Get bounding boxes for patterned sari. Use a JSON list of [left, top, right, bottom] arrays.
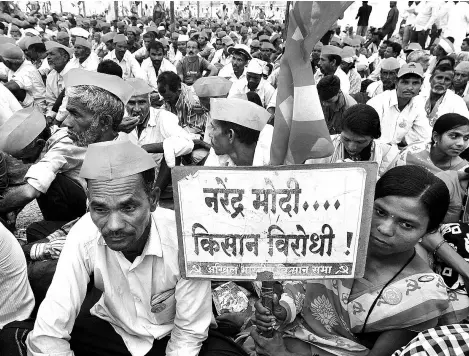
[[278, 259, 449, 356]]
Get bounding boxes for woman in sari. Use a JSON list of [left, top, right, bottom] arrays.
[[250, 166, 451, 356], [305, 104, 398, 177], [388, 113, 469, 174]]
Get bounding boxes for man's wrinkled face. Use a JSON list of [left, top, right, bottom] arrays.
[[63, 98, 103, 147], [47, 48, 69, 72], [430, 70, 454, 95], [88, 174, 157, 253], [74, 44, 90, 62], [454, 70, 469, 88], [126, 94, 150, 124], [381, 68, 399, 89], [247, 72, 262, 91]]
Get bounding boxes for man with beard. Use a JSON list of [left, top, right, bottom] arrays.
[[141, 41, 176, 94], [453, 61, 469, 108], [71, 37, 100, 71], [368, 63, 430, 146], [314, 45, 350, 95], [176, 40, 217, 86], [416, 63, 469, 127], [104, 34, 143, 80], [0, 105, 86, 224], [218, 44, 250, 83], [366, 57, 400, 99], [44, 41, 78, 125], [228, 59, 275, 108]]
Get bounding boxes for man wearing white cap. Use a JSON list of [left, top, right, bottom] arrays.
[[205, 97, 272, 167], [26, 140, 218, 356], [0, 106, 87, 224], [44, 41, 78, 122], [454, 61, 469, 109], [70, 26, 90, 46], [227, 58, 275, 109], [71, 37, 99, 72], [368, 58, 400, 98], [416, 62, 469, 127], [340, 46, 361, 95], [368, 63, 430, 146], [24, 36, 51, 79], [314, 45, 350, 95], [218, 43, 250, 83], [0, 43, 46, 112], [124, 78, 193, 174], [104, 34, 144, 80], [141, 41, 176, 93]]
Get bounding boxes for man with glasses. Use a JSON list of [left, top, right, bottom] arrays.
[[317, 75, 357, 135]]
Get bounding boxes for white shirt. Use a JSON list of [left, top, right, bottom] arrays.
[[314, 66, 350, 95], [227, 77, 275, 108], [70, 52, 100, 72], [366, 81, 384, 99], [0, 83, 22, 125], [210, 49, 232, 66], [367, 89, 431, 145], [403, 3, 418, 27], [104, 49, 144, 80], [8, 60, 46, 112], [45, 60, 80, 117], [0, 222, 34, 329], [217, 64, 246, 83], [417, 88, 469, 126], [133, 46, 148, 61], [27, 209, 212, 356], [128, 108, 194, 173], [204, 124, 273, 167], [167, 46, 183, 65], [414, 1, 439, 31], [141, 58, 177, 92]]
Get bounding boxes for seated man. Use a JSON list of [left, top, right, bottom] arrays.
[[104, 34, 144, 80], [141, 41, 177, 94], [227, 58, 275, 109], [0, 221, 35, 354], [317, 75, 357, 135], [25, 140, 235, 356], [176, 40, 217, 86], [71, 37, 100, 72], [366, 57, 400, 98], [368, 63, 430, 146], [0, 106, 87, 224], [218, 43, 250, 83], [0, 43, 46, 112], [205, 97, 272, 167]]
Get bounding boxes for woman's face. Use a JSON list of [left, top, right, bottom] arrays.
[[433, 125, 469, 157], [340, 129, 373, 158], [369, 196, 429, 257]]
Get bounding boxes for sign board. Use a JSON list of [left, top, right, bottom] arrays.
[[172, 163, 377, 281]]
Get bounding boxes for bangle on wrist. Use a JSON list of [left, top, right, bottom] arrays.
[[433, 240, 447, 257]]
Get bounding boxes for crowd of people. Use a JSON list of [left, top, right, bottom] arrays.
[[1, 1, 469, 356]]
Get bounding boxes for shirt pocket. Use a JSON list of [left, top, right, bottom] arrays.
[[151, 289, 176, 325]]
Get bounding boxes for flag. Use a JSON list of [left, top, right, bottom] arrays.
[[270, 1, 352, 165]]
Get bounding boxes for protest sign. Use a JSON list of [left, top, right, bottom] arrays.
[[172, 163, 377, 281]]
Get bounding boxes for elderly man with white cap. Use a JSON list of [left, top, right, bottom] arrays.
[[71, 37, 100, 72], [69, 26, 90, 46], [227, 58, 275, 109], [205, 97, 272, 167], [25, 139, 229, 356], [0, 43, 46, 112], [368, 62, 430, 146], [218, 43, 251, 83], [417, 61, 469, 128], [339, 46, 361, 95], [453, 61, 469, 107], [44, 41, 78, 123], [104, 34, 143, 80], [366, 57, 401, 99]]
